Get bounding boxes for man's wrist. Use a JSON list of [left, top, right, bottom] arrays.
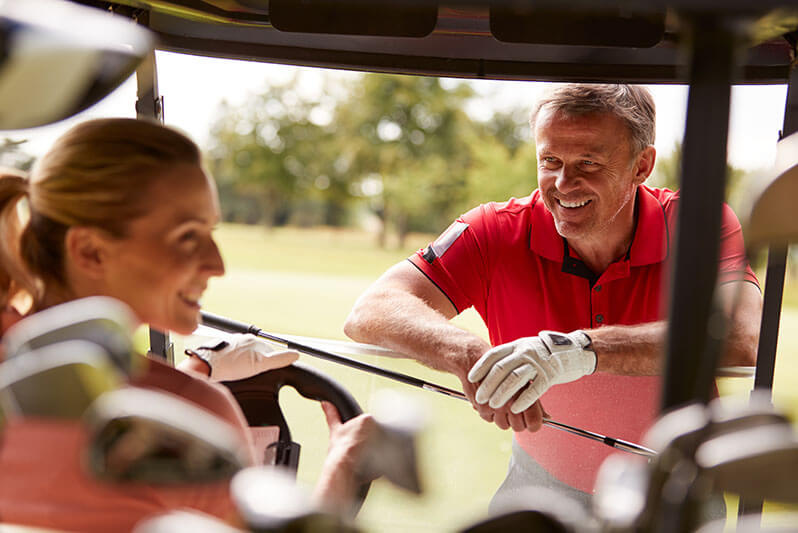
[[573, 330, 597, 374]]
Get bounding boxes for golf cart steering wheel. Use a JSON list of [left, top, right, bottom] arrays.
[[221, 362, 371, 512]]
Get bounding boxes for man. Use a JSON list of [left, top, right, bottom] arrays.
[[343, 84, 761, 510]]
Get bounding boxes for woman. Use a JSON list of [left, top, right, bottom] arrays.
[[0, 118, 374, 532]]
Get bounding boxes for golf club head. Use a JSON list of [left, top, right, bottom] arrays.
[[0, 338, 124, 423], [357, 389, 424, 494], [741, 129, 798, 250], [695, 423, 798, 503], [593, 454, 650, 530], [230, 466, 361, 533], [618, 396, 793, 530], [134, 510, 247, 533], [85, 387, 249, 484], [0, 0, 153, 129], [2, 296, 139, 375]]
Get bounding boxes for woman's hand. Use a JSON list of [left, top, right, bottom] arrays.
[[182, 333, 299, 381], [313, 402, 377, 512]]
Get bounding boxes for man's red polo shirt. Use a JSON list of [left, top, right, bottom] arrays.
[[408, 185, 757, 493]]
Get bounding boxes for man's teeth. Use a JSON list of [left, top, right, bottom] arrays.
[[559, 199, 590, 208]]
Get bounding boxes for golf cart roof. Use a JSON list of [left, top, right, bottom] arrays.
[[80, 0, 798, 84]]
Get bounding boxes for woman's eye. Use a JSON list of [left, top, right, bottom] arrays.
[[179, 231, 198, 243], [177, 231, 201, 252]]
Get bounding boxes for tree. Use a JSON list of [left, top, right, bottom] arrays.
[[649, 141, 751, 213], [335, 73, 479, 247], [0, 138, 34, 171], [207, 79, 352, 227]]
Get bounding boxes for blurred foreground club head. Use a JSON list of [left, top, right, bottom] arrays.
[[695, 422, 798, 503], [594, 394, 795, 530], [134, 510, 246, 533], [742, 130, 798, 249], [0, 338, 124, 422], [231, 466, 361, 533], [85, 387, 249, 484], [357, 389, 424, 494], [462, 486, 593, 533], [2, 296, 139, 374], [0, 0, 153, 129]]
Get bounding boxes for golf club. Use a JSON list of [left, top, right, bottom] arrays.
[[85, 386, 250, 483], [200, 310, 657, 458]]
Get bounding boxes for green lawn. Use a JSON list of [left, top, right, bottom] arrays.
[[172, 223, 798, 532]]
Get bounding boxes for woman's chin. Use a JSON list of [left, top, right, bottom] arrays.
[[148, 313, 200, 337]]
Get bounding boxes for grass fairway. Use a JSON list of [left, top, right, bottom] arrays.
[[181, 223, 798, 532]]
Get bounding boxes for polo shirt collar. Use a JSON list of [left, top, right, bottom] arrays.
[[529, 185, 668, 266]]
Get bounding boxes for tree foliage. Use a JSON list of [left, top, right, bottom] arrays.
[[648, 141, 750, 212], [206, 72, 540, 246]]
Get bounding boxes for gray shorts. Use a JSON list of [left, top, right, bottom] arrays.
[[489, 438, 591, 516], [490, 437, 726, 525]]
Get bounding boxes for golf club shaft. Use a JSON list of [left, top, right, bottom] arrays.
[[200, 311, 656, 458]]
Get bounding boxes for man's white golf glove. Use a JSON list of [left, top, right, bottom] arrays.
[[186, 333, 299, 382], [467, 330, 596, 414]]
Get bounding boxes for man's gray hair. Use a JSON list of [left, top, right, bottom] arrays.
[[531, 84, 656, 155]]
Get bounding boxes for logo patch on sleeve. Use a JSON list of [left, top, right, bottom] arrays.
[[431, 221, 468, 257]]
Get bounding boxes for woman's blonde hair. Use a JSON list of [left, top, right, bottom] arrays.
[[0, 118, 201, 308]]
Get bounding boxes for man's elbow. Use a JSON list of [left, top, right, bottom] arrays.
[[724, 329, 759, 367], [343, 298, 375, 343]]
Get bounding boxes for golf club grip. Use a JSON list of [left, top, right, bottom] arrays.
[[201, 311, 261, 336]]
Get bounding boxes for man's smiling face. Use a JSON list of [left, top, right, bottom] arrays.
[[535, 107, 649, 246]]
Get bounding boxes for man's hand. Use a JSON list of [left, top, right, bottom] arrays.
[[186, 333, 299, 382], [460, 375, 546, 431], [468, 331, 596, 414]]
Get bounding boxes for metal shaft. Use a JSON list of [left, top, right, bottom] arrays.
[[200, 310, 656, 458]]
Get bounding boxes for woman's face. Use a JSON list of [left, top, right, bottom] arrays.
[[99, 163, 225, 334]]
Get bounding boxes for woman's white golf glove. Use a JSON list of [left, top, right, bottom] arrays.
[[467, 330, 596, 414], [186, 333, 299, 382]]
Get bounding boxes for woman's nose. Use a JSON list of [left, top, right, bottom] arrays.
[[203, 238, 226, 277]]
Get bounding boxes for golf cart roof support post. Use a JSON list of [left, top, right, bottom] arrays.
[[737, 54, 798, 519], [751, 44, 798, 395], [135, 11, 173, 365], [662, 14, 739, 411]]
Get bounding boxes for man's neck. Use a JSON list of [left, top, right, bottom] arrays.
[[568, 201, 638, 276]]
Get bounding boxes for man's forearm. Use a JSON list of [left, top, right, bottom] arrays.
[[587, 321, 666, 375], [345, 287, 489, 377], [587, 281, 760, 376]]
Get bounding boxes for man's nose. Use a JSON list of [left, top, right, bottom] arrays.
[[554, 166, 581, 193]]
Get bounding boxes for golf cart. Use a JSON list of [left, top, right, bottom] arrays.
[[4, 0, 798, 531]]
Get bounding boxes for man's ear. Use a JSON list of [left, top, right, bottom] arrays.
[[64, 227, 110, 279], [634, 145, 657, 185]]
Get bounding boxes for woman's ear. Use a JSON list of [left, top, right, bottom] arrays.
[[64, 227, 110, 279]]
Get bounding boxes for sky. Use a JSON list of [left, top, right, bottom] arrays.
[[3, 50, 790, 172]]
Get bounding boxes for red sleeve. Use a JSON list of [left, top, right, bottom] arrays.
[[718, 203, 760, 288], [408, 204, 494, 314]]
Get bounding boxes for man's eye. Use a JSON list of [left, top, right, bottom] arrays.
[[582, 160, 595, 165], [540, 157, 560, 168]]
